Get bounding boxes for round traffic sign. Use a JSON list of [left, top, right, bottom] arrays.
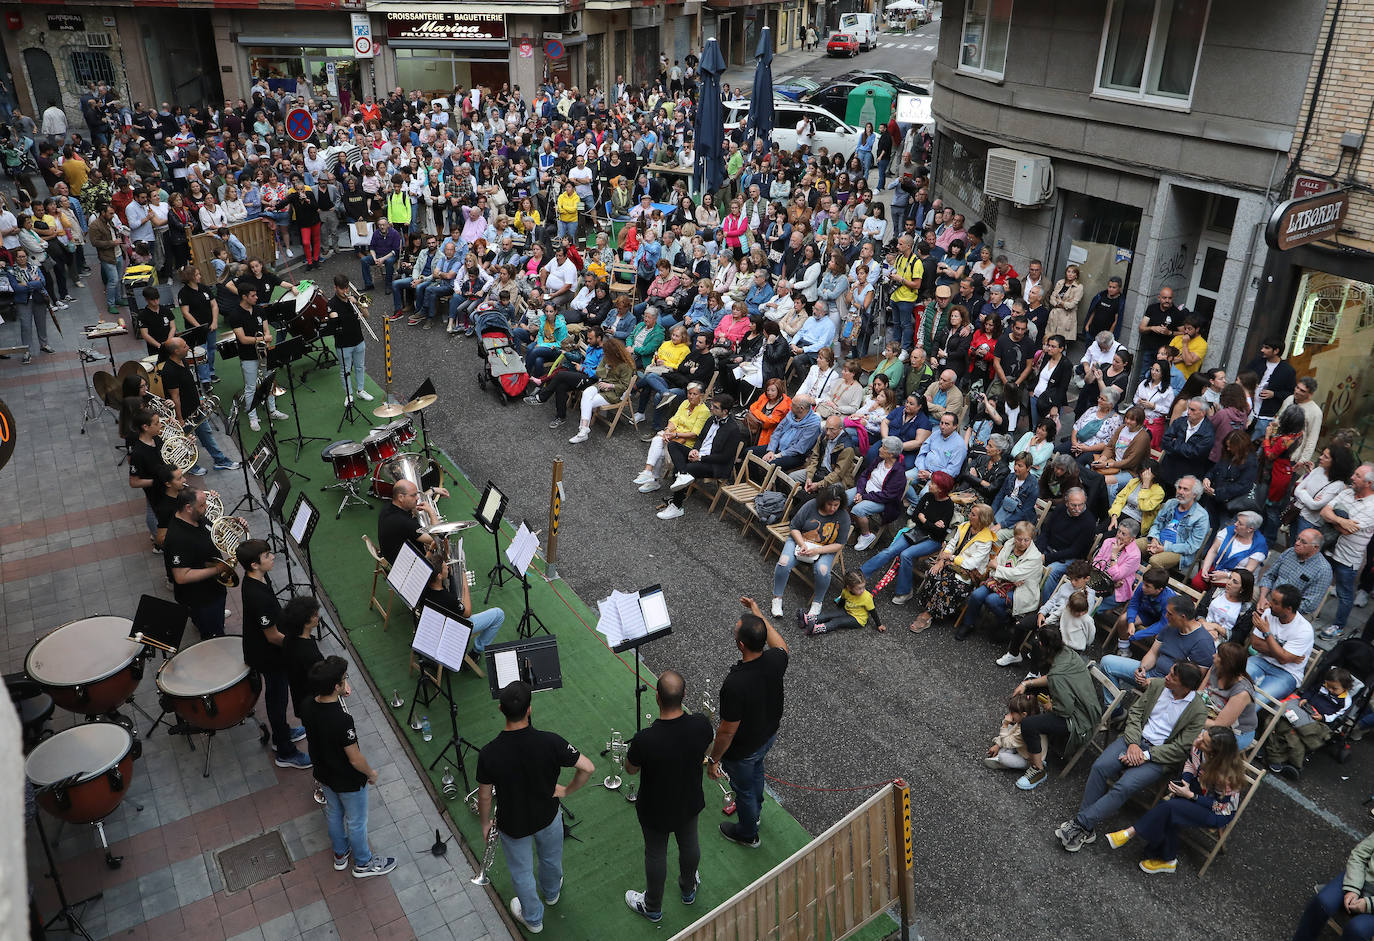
[[544, 39, 564, 60], [285, 108, 314, 142], [354, 34, 373, 56]]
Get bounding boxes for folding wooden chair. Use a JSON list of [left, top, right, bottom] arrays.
[[747, 468, 800, 543], [684, 441, 743, 508], [715, 452, 777, 527], [592, 386, 633, 437], [1181, 760, 1268, 877], [1060, 664, 1129, 777], [1034, 498, 1052, 529], [362, 535, 394, 630], [610, 260, 638, 304]]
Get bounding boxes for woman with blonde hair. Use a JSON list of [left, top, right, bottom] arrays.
[[907, 503, 999, 633], [1047, 263, 1084, 339]]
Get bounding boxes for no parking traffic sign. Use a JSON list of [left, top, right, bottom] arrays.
[[545, 38, 564, 60], [286, 108, 314, 142]]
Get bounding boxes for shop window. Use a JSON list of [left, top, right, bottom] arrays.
[[1284, 272, 1374, 455], [1095, 0, 1209, 108], [958, 0, 1012, 80], [71, 50, 116, 87]]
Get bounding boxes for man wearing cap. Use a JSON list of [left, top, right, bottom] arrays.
[[918, 284, 955, 353]]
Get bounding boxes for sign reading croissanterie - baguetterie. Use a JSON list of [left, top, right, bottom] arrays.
[[1265, 188, 1351, 252], [385, 12, 506, 43]]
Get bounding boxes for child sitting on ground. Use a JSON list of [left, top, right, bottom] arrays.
[[1266, 666, 1354, 778], [984, 692, 1040, 771], [801, 571, 885, 635]]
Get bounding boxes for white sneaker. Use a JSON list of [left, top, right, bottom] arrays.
[[356, 389, 374, 401], [569, 429, 590, 443], [854, 533, 877, 551], [633, 470, 655, 486], [995, 653, 1024, 668], [671, 473, 694, 491], [633, 412, 646, 425], [510, 898, 542, 934], [248, 416, 261, 432], [639, 481, 662, 493], [657, 504, 685, 520], [891, 592, 912, 605], [771, 598, 783, 617], [807, 602, 823, 618], [1357, 590, 1370, 608], [898, 349, 909, 362], [285, 246, 295, 257], [269, 409, 289, 420]]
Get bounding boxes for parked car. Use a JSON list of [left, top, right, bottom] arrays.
[[834, 69, 931, 96], [827, 33, 860, 57], [800, 79, 895, 120], [774, 75, 822, 101], [723, 99, 864, 161], [839, 12, 879, 50]]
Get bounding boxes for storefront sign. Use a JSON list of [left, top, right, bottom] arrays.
[[1292, 174, 1333, 200], [518, 39, 534, 58], [351, 13, 374, 58], [1265, 189, 1351, 252], [385, 12, 507, 43], [46, 12, 84, 31]]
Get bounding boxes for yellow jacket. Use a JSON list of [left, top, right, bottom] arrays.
[[557, 191, 581, 223], [1109, 478, 1166, 534], [515, 209, 541, 233], [653, 340, 690, 371], [667, 401, 710, 445]]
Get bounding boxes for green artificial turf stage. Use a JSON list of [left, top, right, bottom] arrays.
[[217, 335, 893, 940]]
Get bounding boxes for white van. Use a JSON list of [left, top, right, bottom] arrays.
[[839, 12, 878, 51], [723, 99, 864, 161]]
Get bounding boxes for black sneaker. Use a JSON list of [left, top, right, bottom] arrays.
[[681, 871, 701, 904], [548, 417, 565, 429], [719, 822, 759, 848]]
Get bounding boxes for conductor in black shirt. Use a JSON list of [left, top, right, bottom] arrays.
[[708, 597, 789, 849], [623, 670, 714, 922], [475, 681, 595, 934], [236, 539, 311, 770]]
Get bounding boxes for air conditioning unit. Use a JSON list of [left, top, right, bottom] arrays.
[[563, 11, 583, 34], [85, 31, 113, 49], [983, 147, 1054, 206]]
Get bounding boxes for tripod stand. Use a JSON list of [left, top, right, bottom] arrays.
[[515, 570, 550, 639], [268, 337, 327, 461], [337, 346, 367, 431], [32, 802, 100, 939], [415, 661, 477, 792]]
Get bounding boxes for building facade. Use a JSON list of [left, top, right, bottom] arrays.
[[929, 0, 1324, 376]]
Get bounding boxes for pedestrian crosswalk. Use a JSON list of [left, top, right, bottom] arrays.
[[876, 42, 937, 51]]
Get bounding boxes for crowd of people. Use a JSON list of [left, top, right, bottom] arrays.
[[12, 64, 1374, 932]]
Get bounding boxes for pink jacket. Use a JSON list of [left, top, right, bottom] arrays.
[[722, 213, 749, 249], [1094, 536, 1142, 604]]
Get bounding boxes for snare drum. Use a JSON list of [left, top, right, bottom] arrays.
[[324, 440, 370, 481], [289, 285, 330, 340], [26, 722, 137, 824], [385, 416, 416, 446], [26, 616, 143, 716], [156, 637, 261, 732], [370, 452, 430, 500], [362, 426, 400, 463]]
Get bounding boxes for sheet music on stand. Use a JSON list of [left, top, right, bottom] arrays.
[[596, 584, 673, 652], [492, 648, 522, 690], [387, 542, 434, 610], [412, 603, 473, 674], [505, 523, 539, 575], [289, 499, 313, 545]]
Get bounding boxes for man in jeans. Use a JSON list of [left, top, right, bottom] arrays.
[[86, 204, 125, 315], [300, 656, 396, 878], [1320, 466, 1374, 640], [1057, 661, 1207, 855], [709, 597, 790, 848], [477, 681, 595, 934]]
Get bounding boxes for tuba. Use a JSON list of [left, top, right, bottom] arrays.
[[465, 786, 500, 886], [209, 516, 249, 588], [161, 433, 199, 473]]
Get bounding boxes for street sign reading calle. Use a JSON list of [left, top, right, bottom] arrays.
[[1265, 188, 1350, 252]]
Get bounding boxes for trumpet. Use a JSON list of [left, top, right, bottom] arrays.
[[209, 515, 249, 588], [698, 683, 737, 815], [466, 786, 500, 886]]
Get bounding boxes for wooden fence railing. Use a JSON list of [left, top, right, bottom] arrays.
[[669, 780, 914, 941], [188, 218, 275, 284]]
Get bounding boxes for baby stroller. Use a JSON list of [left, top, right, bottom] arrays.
[[1296, 637, 1374, 765], [474, 307, 530, 403]]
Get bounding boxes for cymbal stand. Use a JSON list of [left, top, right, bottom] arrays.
[[33, 800, 101, 937], [78, 341, 102, 435], [415, 405, 434, 459]]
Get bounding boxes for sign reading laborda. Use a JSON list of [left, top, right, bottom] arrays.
[[1265, 188, 1351, 252], [385, 12, 508, 43]]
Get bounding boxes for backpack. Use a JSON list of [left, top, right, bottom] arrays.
[[754, 491, 787, 525]]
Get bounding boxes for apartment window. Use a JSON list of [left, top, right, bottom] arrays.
[[1096, 0, 1209, 106], [958, 0, 1012, 79]]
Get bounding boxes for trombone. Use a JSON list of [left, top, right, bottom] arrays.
[[344, 281, 379, 342]]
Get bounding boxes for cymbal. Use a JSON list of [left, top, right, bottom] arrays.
[[372, 401, 406, 418], [403, 393, 438, 413]]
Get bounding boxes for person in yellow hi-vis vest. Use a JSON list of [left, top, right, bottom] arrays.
[[888, 233, 924, 354], [385, 174, 412, 235]]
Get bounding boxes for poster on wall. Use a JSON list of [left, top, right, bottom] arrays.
[[385, 12, 507, 43]]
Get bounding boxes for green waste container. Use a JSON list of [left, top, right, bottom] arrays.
[[845, 81, 896, 128]]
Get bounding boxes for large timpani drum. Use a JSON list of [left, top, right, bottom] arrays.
[[155, 637, 261, 731], [26, 722, 137, 824], [362, 426, 400, 463], [26, 616, 143, 716]]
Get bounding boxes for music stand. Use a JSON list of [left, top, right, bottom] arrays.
[[321, 315, 367, 430], [408, 377, 437, 458], [130, 594, 188, 732], [477, 481, 518, 602], [286, 494, 343, 646], [408, 601, 479, 792], [484, 636, 563, 697], [266, 470, 309, 597], [32, 791, 101, 939], [506, 523, 548, 639], [387, 541, 435, 613], [604, 585, 673, 733], [267, 336, 328, 460], [250, 366, 308, 483]]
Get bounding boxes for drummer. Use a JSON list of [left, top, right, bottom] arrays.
[[328, 274, 372, 404], [162, 337, 239, 473], [177, 264, 219, 384], [227, 287, 289, 434], [377, 479, 448, 564], [164, 489, 231, 639], [235, 539, 312, 771], [137, 286, 176, 360]]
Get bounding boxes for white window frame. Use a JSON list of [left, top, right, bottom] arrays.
[[957, 0, 1013, 81], [1093, 0, 1210, 111]]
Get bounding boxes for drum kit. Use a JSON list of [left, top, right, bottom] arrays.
[[318, 395, 436, 519]]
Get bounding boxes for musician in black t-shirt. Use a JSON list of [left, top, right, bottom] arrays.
[[236, 539, 311, 769], [137, 286, 176, 358], [328, 274, 372, 404], [152, 464, 186, 550], [282, 596, 324, 715], [127, 406, 169, 544], [177, 265, 219, 382], [163, 489, 230, 638], [299, 656, 397, 878], [225, 287, 286, 431], [623, 670, 715, 921], [708, 597, 789, 849], [475, 681, 595, 934], [162, 338, 238, 471], [376, 479, 445, 563]]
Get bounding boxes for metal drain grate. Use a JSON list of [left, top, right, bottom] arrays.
[[217, 831, 294, 893]]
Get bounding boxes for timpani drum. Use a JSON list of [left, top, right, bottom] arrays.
[[26, 722, 137, 825], [186, 344, 208, 368], [155, 637, 261, 731], [385, 416, 416, 446], [369, 452, 430, 500], [289, 284, 330, 340], [26, 616, 143, 716], [362, 426, 400, 463], [324, 440, 370, 482]]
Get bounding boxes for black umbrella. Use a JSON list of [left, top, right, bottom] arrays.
[[692, 38, 727, 198], [745, 27, 775, 147]]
